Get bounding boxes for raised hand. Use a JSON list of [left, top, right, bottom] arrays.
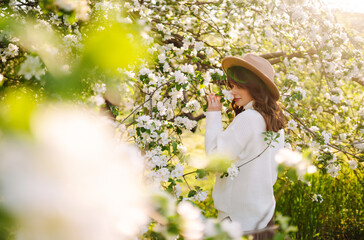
[[206, 93, 222, 111]]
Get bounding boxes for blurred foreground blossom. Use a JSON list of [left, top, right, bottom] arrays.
[[221, 220, 243, 240], [55, 0, 91, 21], [275, 148, 317, 178], [177, 201, 205, 240], [203, 218, 242, 240], [0, 105, 149, 240]]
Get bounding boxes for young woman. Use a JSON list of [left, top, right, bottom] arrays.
[[205, 54, 286, 239]]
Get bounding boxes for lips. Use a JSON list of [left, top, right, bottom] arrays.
[[234, 98, 241, 102]]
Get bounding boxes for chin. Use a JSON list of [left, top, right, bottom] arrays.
[[234, 102, 243, 107]]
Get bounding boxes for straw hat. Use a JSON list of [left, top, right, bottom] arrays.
[[221, 54, 280, 100]]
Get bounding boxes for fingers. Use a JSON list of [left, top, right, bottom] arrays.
[[206, 95, 212, 105], [207, 93, 220, 104], [206, 93, 222, 111], [207, 94, 216, 105]]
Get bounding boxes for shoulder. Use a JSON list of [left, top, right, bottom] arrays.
[[232, 109, 265, 131], [235, 109, 264, 123]]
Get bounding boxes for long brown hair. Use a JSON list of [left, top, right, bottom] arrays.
[[226, 66, 286, 132]]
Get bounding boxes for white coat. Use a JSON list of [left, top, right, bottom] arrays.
[[205, 100, 285, 231]]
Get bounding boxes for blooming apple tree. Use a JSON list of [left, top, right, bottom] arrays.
[[0, 0, 363, 239]]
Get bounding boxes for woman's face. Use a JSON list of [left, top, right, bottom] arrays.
[[229, 83, 254, 107]]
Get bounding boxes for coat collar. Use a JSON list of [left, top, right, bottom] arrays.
[[244, 100, 255, 110]]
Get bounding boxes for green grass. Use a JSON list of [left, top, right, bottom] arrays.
[[275, 167, 364, 239]]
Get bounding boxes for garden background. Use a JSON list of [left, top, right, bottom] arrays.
[[0, 0, 363, 239]]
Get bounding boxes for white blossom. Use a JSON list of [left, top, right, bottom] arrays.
[[291, 6, 307, 22], [222, 89, 233, 101], [90, 94, 105, 106], [194, 41, 204, 52], [287, 119, 298, 131], [156, 167, 170, 182], [181, 63, 195, 75], [171, 163, 184, 178], [18, 56, 45, 80], [163, 62, 171, 72], [227, 164, 239, 179], [339, 133, 347, 141], [353, 142, 364, 151], [311, 194, 323, 203], [294, 87, 306, 98], [177, 144, 187, 155], [326, 163, 340, 178], [157, 102, 167, 116], [93, 83, 106, 94], [358, 108, 364, 117], [309, 126, 319, 132], [174, 184, 182, 197], [156, 23, 164, 32], [183, 99, 201, 113], [193, 191, 208, 202], [205, 48, 214, 57], [158, 53, 166, 64], [286, 74, 299, 82], [127, 128, 135, 137], [136, 115, 152, 128], [334, 114, 343, 123], [139, 67, 152, 76], [348, 160, 357, 170], [321, 131, 331, 144], [150, 154, 167, 168], [174, 70, 188, 85], [174, 116, 197, 131], [159, 132, 170, 145], [4, 43, 19, 57], [169, 87, 184, 101]]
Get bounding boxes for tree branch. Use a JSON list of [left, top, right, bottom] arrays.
[[261, 50, 363, 86], [283, 108, 364, 162]]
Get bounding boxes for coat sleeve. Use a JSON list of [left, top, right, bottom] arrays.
[[205, 110, 260, 160]]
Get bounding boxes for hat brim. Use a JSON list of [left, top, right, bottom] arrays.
[[221, 56, 280, 100]]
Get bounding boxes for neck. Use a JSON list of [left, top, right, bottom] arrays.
[[244, 100, 255, 110]]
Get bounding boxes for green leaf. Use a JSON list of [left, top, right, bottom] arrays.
[[176, 128, 182, 135], [188, 190, 197, 197], [172, 141, 178, 155], [196, 169, 209, 179]]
